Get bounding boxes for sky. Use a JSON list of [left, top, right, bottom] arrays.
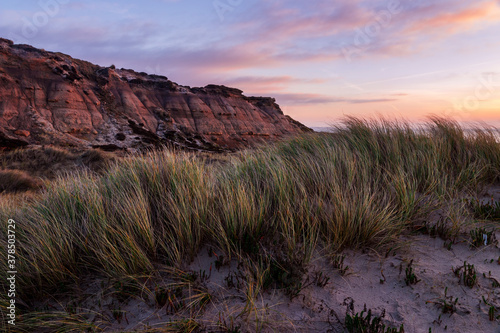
[[1, 0, 500, 127]]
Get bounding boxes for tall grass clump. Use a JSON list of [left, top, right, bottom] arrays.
[[1, 152, 212, 299], [0, 117, 499, 307], [128, 152, 211, 264]]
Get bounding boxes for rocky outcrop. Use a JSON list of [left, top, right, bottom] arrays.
[[0, 38, 310, 151]]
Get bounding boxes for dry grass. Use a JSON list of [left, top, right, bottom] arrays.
[[0, 169, 42, 193], [0, 117, 499, 331], [0, 146, 115, 180]]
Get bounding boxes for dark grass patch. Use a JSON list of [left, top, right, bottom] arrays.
[[0, 169, 42, 193], [467, 198, 500, 220], [0, 146, 116, 179], [344, 299, 405, 333]]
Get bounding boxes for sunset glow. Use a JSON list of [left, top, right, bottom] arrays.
[[1, 0, 499, 127]]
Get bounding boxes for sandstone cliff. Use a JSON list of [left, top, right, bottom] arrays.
[[0, 38, 310, 151]]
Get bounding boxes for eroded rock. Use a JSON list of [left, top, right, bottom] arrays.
[[0, 39, 310, 151]]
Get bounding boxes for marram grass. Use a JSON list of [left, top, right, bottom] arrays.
[[0, 118, 499, 324]]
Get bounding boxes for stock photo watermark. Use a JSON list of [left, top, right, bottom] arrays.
[[145, 64, 162, 76], [444, 73, 500, 119], [9, 0, 69, 43], [340, 0, 402, 63], [213, 0, 243, 22], [6, 219, 17, 326]]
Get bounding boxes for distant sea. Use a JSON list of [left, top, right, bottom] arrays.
[[310, 126, 500, 141], [311, 127, 334, 133]]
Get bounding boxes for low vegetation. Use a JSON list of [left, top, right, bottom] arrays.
[[0, 117, 499, 331], [454, 261, 478, 288], [344, 300, 405, 333], [0, 169, 42, 193], [0, 146, 115, 180], [467, 198, 500, 220], [404, 260, 420, 286]]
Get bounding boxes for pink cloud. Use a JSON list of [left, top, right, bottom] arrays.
[[403, 1, 500, 35], [270, 93, 399, 106], [218, 76, 327, 93], [3, 0, 500, 90], [337, 0, 500, 60]]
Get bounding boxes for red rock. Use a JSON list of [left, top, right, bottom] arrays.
[[14, 130, 30, 137], [0, 40, 312, 151]]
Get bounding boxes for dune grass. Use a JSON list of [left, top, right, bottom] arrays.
[[0, 117, 499, 331]]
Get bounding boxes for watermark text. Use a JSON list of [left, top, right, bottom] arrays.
[[6, 219, 17, 326]]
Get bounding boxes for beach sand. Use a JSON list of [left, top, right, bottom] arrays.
[[99, 221, 499, 332]]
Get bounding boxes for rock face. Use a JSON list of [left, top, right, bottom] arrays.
[[0, 38, 310, 151]]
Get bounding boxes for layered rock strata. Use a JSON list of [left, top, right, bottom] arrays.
[[0, 38, 310, 151]]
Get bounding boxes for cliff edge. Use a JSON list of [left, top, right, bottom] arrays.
[[0, 38, 311, 152]]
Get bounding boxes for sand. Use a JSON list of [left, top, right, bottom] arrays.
[[35, 188, 500, 333], [90, 228, 498, 333]]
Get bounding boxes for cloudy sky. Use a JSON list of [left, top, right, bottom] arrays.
[[1, 0, 500, 127]]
